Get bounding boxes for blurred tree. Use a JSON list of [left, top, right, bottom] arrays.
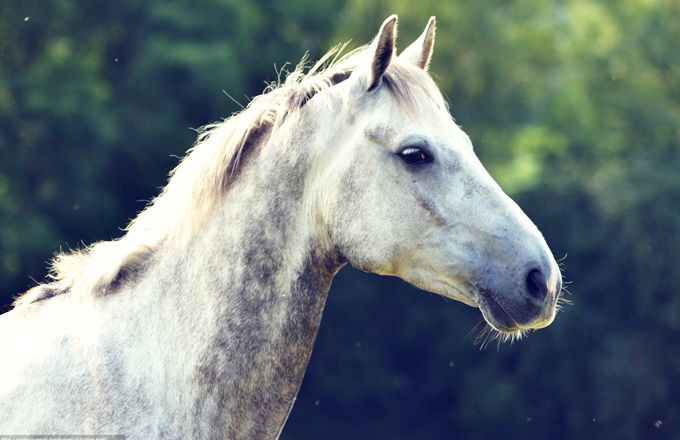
[[0, 0, 345, 305], [285, 1, 680, 439]]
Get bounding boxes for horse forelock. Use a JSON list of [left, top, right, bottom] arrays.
[[14, 43, 448, 307]]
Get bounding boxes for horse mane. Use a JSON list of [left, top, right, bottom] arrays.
[[14, 43, 449, 308]]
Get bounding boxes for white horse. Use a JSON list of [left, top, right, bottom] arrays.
[[0, 16, 562, 439]]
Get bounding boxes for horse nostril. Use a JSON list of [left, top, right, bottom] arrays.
[[525, 268, 548, 303]]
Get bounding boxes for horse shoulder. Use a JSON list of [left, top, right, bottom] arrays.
[[0, 293, 158, 434]]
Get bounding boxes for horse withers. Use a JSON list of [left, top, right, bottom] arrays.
[[0, 15, 562, 439]]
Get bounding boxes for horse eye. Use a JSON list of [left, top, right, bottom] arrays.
[[399, 147, 431, 165]]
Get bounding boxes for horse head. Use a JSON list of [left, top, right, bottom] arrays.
[[311, 16, 562, 339]]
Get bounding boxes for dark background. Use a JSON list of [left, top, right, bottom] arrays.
[[1, 0, 679, 439]]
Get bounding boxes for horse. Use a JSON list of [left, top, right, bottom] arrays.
[[0, 15, 562, 439]]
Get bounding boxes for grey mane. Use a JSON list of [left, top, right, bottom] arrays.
[[13, 44, 448, 308]]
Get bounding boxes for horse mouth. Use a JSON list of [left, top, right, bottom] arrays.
[[477, 288, 520, 332]]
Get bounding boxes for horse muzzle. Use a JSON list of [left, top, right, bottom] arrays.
[[477, 265, 561, 332]]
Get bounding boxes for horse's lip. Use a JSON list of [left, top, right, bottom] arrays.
[[477, 288, 520, 332]]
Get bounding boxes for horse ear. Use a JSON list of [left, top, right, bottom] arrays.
[[354, 15, 398, 92], [399, 16, 436, 70]]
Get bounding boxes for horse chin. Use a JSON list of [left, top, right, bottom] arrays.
[[477, 287, 557, 335], [477, 289, 520, 333]]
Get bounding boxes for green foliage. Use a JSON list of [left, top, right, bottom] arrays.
[[296, 1, 680, 438], [0, 0, 345, 299], [1, 0, 679, 438]]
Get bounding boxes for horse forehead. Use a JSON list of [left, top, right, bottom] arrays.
[[364, 124, 397, 145], [361, 118, 469, 154], [347, 89, 471, 154]]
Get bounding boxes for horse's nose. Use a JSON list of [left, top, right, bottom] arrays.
[[524, 268, 551, 305]]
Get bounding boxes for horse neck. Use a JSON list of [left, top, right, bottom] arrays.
[[149, 133, 343, 438]]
